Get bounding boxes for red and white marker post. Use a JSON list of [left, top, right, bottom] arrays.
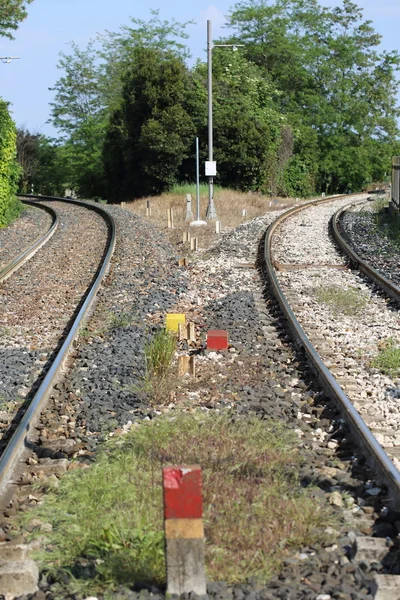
[[163, 465, 206, 596]]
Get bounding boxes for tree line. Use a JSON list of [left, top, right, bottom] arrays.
[[17, 1, 400, 202], [0, 1, 33, 226]]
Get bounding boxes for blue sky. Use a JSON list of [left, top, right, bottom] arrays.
[[0, 0, 399, 136]]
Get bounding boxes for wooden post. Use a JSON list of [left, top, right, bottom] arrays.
[[178, 356, 190, 376], [242, 209, 247, 217], [215, 220, 221, 234], [190, 237, 198, 251], [163, 466, 206, 596], [167, 208, 174, 228], [178, 322, 196, 342], [188, 322, 196, 342]]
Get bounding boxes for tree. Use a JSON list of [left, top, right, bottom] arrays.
[[49, 11, 193, 199], [0, 101, 21, 226], [227, 0, 400, 193], [191, 50, 283, 192], [103, 47, 195, 201], [16, 128, 68, 196], [0, 0, 33, 39], [16, 127, 39, 192]]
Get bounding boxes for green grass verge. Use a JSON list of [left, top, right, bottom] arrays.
[[315, 285, 368, 316], [371, 338, 400, 378], [169, 183, 223, 195], [24, 412, 333, 594]]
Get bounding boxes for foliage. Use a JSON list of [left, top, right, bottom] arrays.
[[46, 3, 400, 199], [48, 12, 193, 199], [0, 0, 33, 39], [315, 285, 369, 316], [145, 328, 176, 381], [0, 101, 22, 227], [371, 338, 400, 378], [25, 412, 333, 593], [103, 47, 195, 201], [192, 50, 283, 193], [16, 129, 67, 196], [227, 0, 400, 193]]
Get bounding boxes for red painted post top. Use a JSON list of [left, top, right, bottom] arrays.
[[163, 466, 203, 519], [207, 330, 229, 351]]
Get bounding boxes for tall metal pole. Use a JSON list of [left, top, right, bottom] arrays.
[[196, 136, 200, 221], [206, 20, 217, 220]]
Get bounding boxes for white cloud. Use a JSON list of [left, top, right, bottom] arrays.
[[197, 5, 226, 29]]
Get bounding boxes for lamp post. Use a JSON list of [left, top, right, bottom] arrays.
[[205, 21, 243, 220]]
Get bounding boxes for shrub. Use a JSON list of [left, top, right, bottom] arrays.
[[0, 100, 22, 227]]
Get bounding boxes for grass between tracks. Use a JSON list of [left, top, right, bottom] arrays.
[[25, 413, 332, 594], [315, 285, 368, 316], [372, 338, 400, 378]]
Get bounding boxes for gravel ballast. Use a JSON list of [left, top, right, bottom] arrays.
[[0, 204, 52, 271], [9, 202, 392, 600], [341, 202, 400, 286], [0, 201, 109, 448], [272, 195, 400, 467]]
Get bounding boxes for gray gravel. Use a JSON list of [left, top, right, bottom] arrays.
[[51, 207, 188, 439], [0, 204, 52, 271], [341, 204, 400, 286], [0, 201, 108, 449], [24, 206, 391, 600]]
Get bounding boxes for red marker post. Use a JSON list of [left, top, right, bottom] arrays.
[[207, 330, 229, 351], [163, 465, 206, 595]]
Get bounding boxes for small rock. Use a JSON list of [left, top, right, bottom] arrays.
[[328, 491, 343, 507]]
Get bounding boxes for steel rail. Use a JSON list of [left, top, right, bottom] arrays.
[[0, 200, 58, 283], [332, 200, 400, 302], [265, 195, 400, 508], [0, 195, 116, 496]]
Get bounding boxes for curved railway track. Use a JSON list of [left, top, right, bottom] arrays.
[[0, 200, 58, 284], [332, 199, 400, 303], [0, 193, 398, 598], [266, 193, 400, 505], [0, 195, 116, 499]]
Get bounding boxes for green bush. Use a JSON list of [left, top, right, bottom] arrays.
[[0, 100, 22, 227]]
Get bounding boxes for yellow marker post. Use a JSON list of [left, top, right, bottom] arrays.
[[166, 313, 186, 333]]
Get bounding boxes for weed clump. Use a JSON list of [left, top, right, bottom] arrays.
[[144, 328, 176, 401], [315, 285, 368, 316], [371, 338, 400, 378], [24, 413, 333, 594]]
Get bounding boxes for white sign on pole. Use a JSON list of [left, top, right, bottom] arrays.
[[205, 161, 217, 177]]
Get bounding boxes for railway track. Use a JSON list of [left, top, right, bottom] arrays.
[[267, 193, 400, 599], [0, 200, 58, 283], [0, 194, 398, 598], [332, 199, 400, 302], [0, 196, 116, 500]]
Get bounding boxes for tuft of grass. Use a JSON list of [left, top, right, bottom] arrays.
[[108, 311, 133, 330], [24, 413, 333, 594], [315, 285, 368, 316], [144, 328, 176, 401], [371, 338, 400, 378]]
